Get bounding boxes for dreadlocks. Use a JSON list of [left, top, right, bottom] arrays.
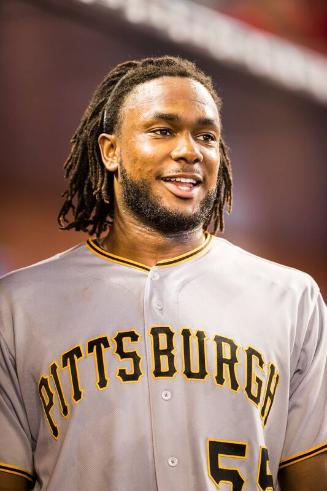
[[58, 56, 232, 237]]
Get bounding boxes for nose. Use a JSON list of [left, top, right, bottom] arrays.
[[170, 132, 203, 165]]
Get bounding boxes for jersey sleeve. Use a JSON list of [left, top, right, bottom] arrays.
[[0, 303, 34, 483], [280, 289, 327, 468]]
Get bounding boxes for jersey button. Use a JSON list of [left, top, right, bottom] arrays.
[[161, 390, 172, 401], [168, 457, 178, 467], [155, 301, 163, 310], [151, 271, 160, 280]]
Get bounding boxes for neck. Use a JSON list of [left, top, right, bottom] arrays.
[[101, 210, 206, 267]]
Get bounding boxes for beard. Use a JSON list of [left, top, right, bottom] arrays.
[[119, 163, 217, 235]]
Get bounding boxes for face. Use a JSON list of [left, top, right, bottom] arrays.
[[99, 76, 221, 234]]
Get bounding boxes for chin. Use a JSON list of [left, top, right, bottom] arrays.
[[161, 196, 203, 214]]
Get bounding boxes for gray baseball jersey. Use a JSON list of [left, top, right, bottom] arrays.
[[0, 234, 326, 490]]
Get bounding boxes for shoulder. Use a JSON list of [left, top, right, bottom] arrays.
[[0, 243, 88, 296], [210, 236, 320, 300], [0, 243, 97, 349]]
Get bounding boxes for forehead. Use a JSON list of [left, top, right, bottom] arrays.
[[120, 76, 220, 125]]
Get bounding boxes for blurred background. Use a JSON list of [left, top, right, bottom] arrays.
[[1, 0, 326, 297]]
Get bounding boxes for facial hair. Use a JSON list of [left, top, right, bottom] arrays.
[[119, 163, 217, 235]]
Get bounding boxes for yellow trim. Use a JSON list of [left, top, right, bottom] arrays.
[[0, 462, 34, 481], [180, 328, 209, 382], [212, 334, 241, 393], [86, 335, 111, 391], [86, 240, 150, 271], [257, 446, 273, 490], [61, 344, 85, 404], [279, 442, 327, 469], [207, 438, 248, 489], [50, 360, 70, 418], [148, 325, 178, 379], [38, 373, 60, 441], [156, 232, 212, 266], [112, 329, 144, 384], [86, 232, 213, 271]]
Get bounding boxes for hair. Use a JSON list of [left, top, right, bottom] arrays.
[[58, 56, 232, 236]]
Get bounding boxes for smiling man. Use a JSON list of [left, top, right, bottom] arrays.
[[0, 56, 326, 491]]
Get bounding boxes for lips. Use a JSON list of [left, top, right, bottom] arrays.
[[161, 175, 202, 198]]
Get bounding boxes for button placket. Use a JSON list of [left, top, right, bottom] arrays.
[[168, 456, 178, 467], [144, 268, 184, 485], [161, 390, 172, 401], [148, 269, 163, 311], [155, 300, 163, 310]]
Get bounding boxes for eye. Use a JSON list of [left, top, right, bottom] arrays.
[[197, 133, 217, 143], [151, 128, 173, 137]]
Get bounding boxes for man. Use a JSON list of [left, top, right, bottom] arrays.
[[0, 56, 326, 490]]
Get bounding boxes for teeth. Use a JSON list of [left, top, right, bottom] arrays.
[[165, 177, 197, 184]]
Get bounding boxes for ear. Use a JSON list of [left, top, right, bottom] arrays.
[[98, 133, 120, 172]]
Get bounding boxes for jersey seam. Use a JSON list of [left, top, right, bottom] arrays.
[[0, 244, 85, 281], [142, 276, 159, 488], [0, 329, 15, 361], [0, 332, 35, 447], [279, 442, 327, 468], [221, 238, 320, 283], [290, 286, 320, 385]]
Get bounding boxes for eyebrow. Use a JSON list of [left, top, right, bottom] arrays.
[[149, 112, 220, 130]]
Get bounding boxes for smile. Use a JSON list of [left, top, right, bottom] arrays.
[[162, 176, 198, 185], [161, 175, 201, 198]]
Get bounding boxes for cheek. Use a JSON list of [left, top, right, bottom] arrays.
[[120, 137, 159, 179], [205, 152, 220, 188]]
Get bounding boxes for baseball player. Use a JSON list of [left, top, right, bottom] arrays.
[[0, 56, 326, 491]]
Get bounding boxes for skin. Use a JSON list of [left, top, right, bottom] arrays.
[[1, 76, 326, 490], [98, 76, 221, 266], [98, 75, 327, 487], [1, 77, 221, 490], [0, 473, 30, 490], [278, 453, 327, 490]]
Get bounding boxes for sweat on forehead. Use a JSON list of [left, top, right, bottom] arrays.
[[116, 76, 220, 131], [102, 61, 221, 135], [58, 56, 232, 237]]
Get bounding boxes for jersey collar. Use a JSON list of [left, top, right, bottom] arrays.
[[86, 232, 213, 272]]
